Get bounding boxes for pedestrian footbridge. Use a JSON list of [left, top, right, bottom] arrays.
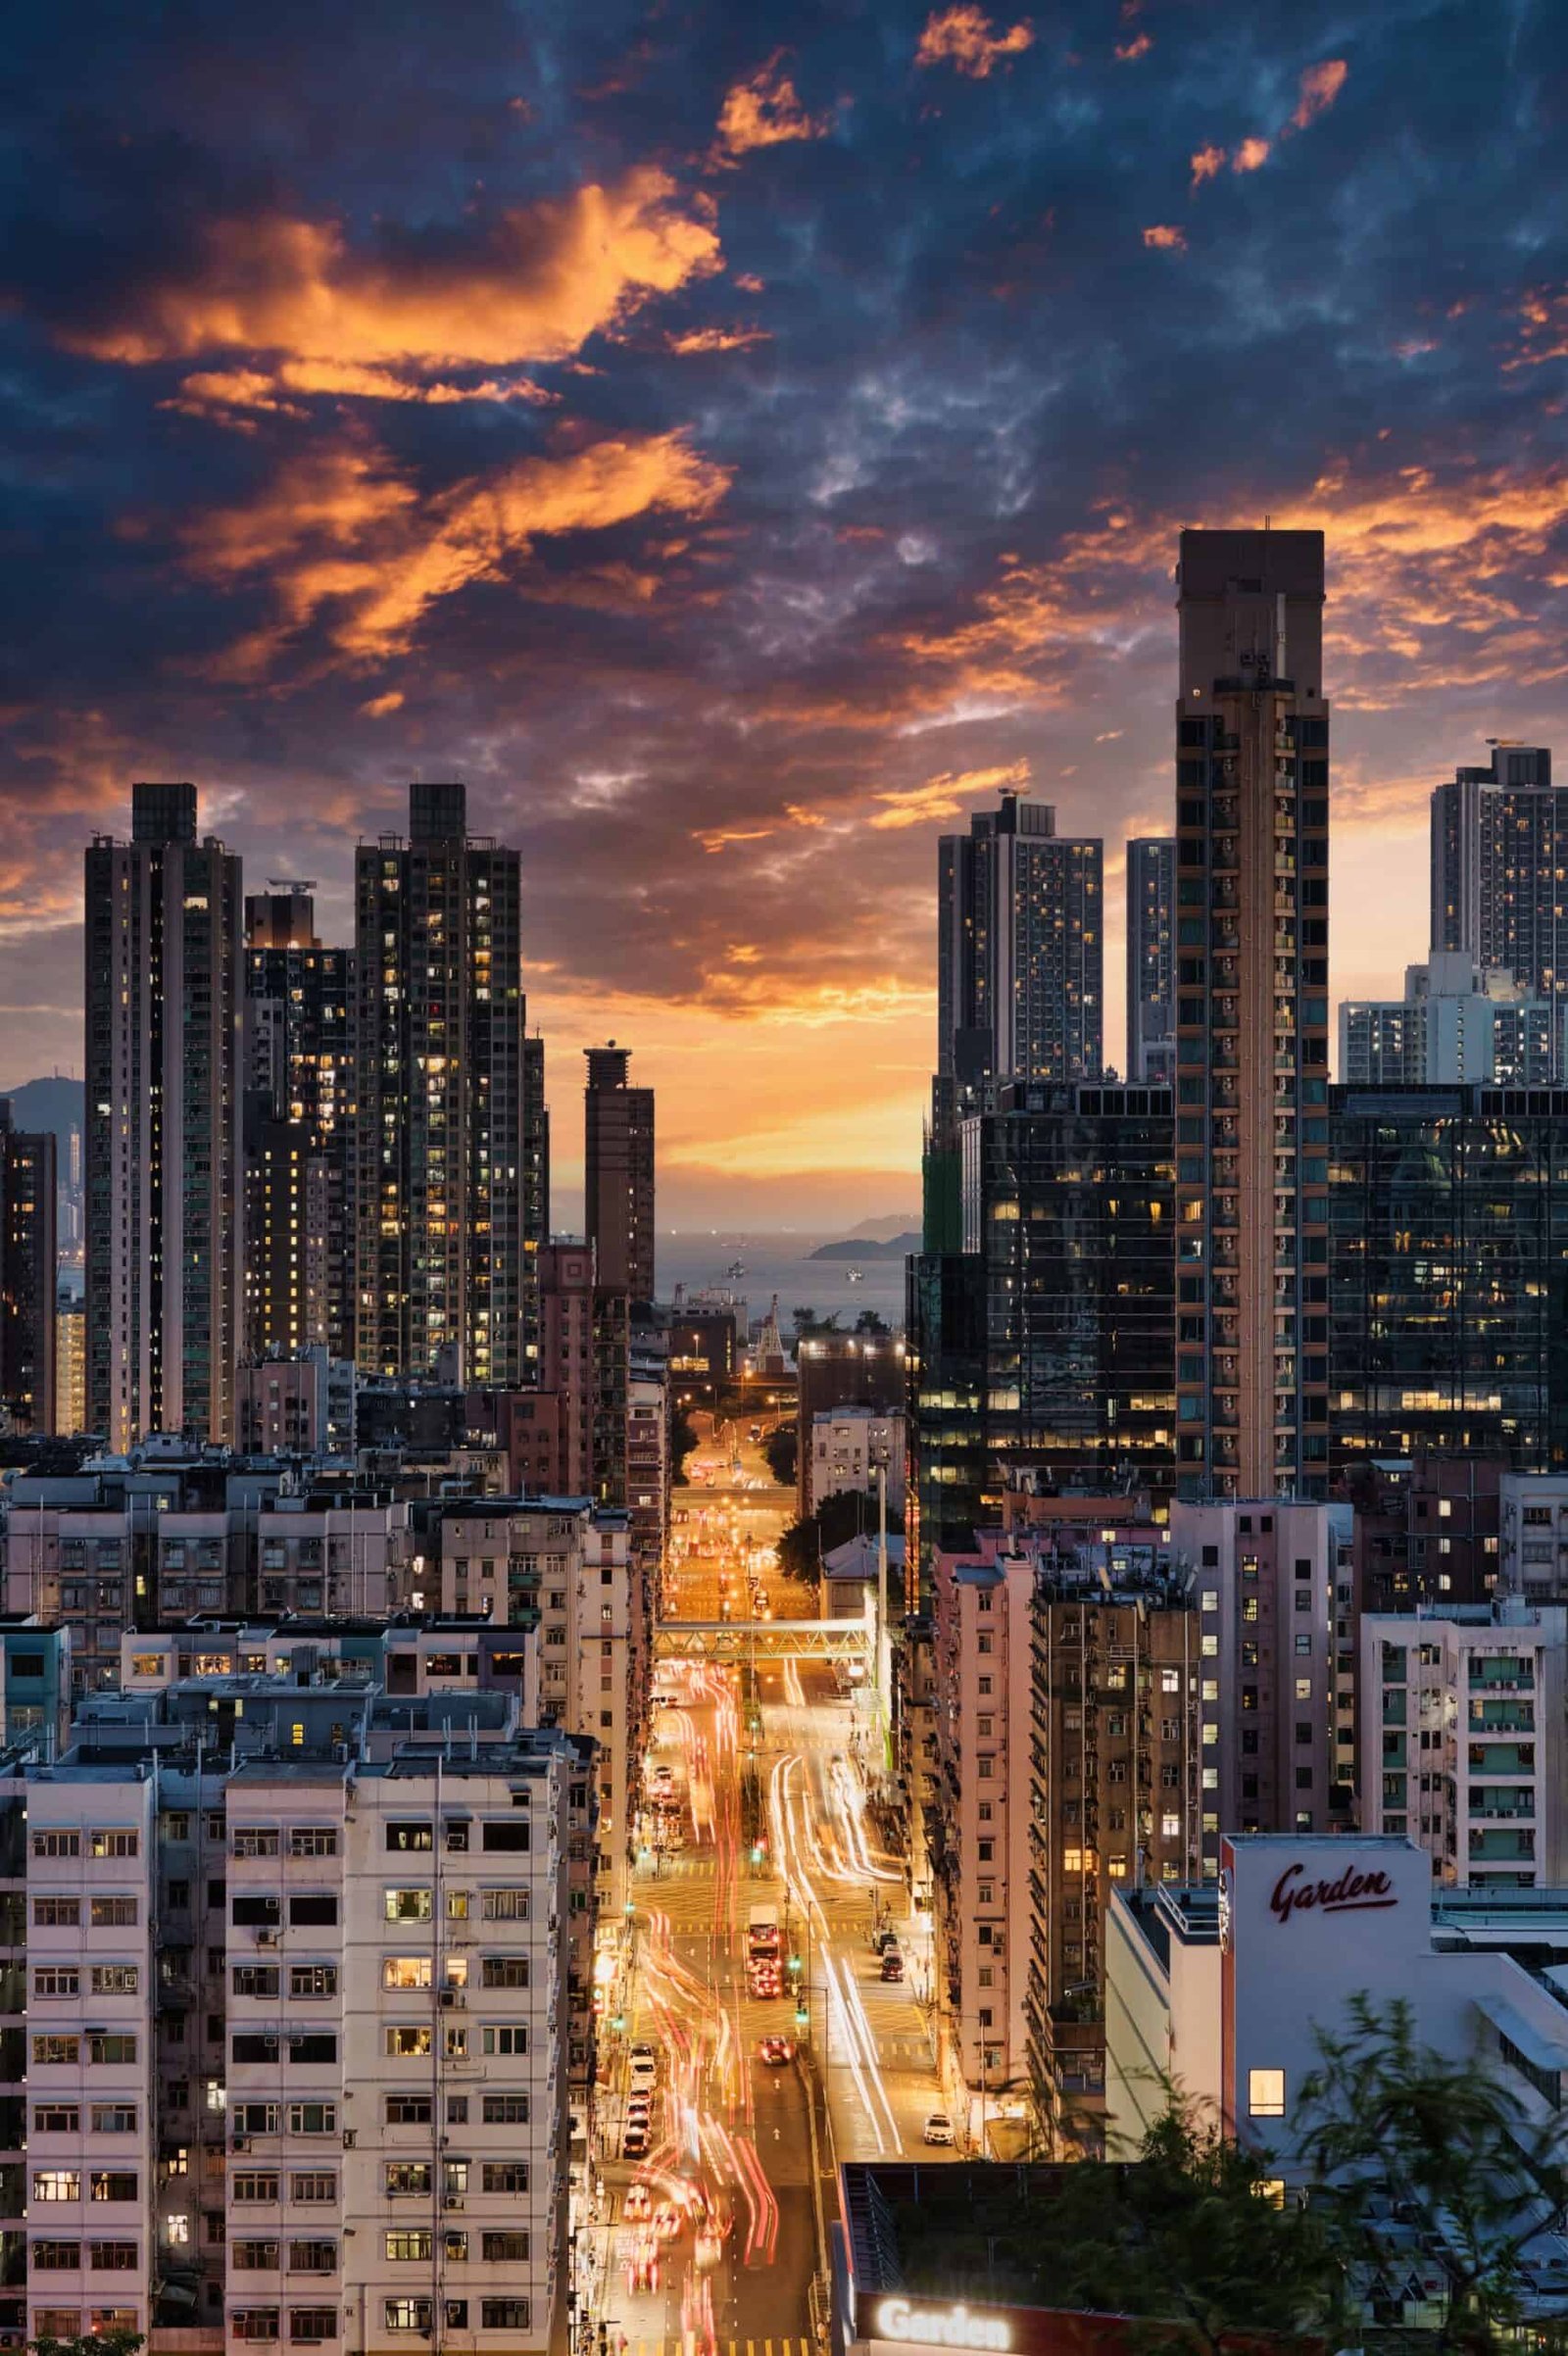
[[653, 1617, 869, 1664]]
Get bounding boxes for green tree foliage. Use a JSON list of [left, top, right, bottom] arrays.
[[762, 1423, 798, 1486], [776, 1487, 884, 1585], [31, 2332, 145, 2356], [670, 1403, 699, 1486], [790, 1305, 842, 1339], [854, 1307, 892, 1336], [1296, 1992, 1568, 2351]]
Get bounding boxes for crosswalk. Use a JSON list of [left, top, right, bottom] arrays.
[[619, 2342, 812, 2356]]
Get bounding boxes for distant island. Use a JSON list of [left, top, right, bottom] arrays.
[[808, 1231, 919, 1261]]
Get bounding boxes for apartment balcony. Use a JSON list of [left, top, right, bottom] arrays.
[[1469, 1705, 1536, 1735], [1469, 1827, 1536, 1863]]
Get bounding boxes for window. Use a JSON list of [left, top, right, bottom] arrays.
[[234, 2104, 280, 2135], [288, 2036, 337, 2066], [481, 1821, 529, 1852], [385, 2163, 432, 2197], [88, 2242, 138, 2271], [480, 2026, 527, 2056], [289, 2308, 338, 2341], [232, 2239, 282, 2270], [290, 2175, 337, 2205], [446, 2097, 468, 2127], [34, 2171, 82, 2202], [234, 1828, 281, 1858], [481, 2162, 528, 2194], [383, 1957, 432, 1992], [33, 1896, 81, 1927], [481, 2094, 529, 2125], [385, 2303, 432, 2334], [91, 1965, 139, 1995], [90, 1830, 139, 1858], [482, 2300, 530, 2331], [286, 2243, 337, 2273], [385, 2230, 433, 2262], [30, 2243, 81, 2272], [1295, 1634, 1312, 1656], [1248, 2068, 1286, 2118], [384, 2096, 433, 2127], [384, 1889, 431, 1922], [385, 1822, 433, 1851], [480, 1889, 528, 1921], [480, 1957, 529, 1989], [33, 1829, 80, 1857], [289, 1828, 338, 1857], [91, 1896, 138, 1927], [481, 2231, 529, 2263], [89, 2173, 138, 2203], [386, 2028, 432, 2059], [290, 1967, 337, 2000], [289, 1894, 337, 1927], [34, 2103, 81, 2134], [234, 2312, 283, 2341], [233, 1895, 282, 1927], [234, 1966, 280, 1999], [33, 1968, 80, 1999], [234, 2036, 281, 2066], [286, 2105, 336, 2135], [33, 2036, 80, 2066], [232, 2175, 282, 2204]]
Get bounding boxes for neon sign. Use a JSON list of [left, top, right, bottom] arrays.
[[1270, 1860, 1396, 1927], [874, 2300, 1011, 2351]]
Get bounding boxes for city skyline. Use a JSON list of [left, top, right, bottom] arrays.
[[3, 0, 1565, 1224]]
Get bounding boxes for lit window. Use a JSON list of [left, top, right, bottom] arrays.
[[1248, 2068, 1286, 2118]]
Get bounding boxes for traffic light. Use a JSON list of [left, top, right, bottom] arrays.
[[788, 1954, 802, 1975], [611, 2014, 625, 2033], [751, 1840, 766, 1866], [795, 2005, 808, 2031]]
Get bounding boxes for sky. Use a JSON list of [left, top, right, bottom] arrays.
[[1, 0, 1564, 1227]]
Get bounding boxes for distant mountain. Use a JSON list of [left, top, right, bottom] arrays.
[[842, 1213, 920, 1242], [3, 1076, 82, 1153], [808, 1231, 919, 1261]]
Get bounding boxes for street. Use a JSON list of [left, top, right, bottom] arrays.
[[587, 1421, 953, 2356]]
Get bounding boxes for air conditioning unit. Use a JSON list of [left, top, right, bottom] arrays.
[[231, 2135, 251, 2153], [439, 1990, 466, 2009], [444, 2196, 465, 2212], [256, 1928, 278, 1946]]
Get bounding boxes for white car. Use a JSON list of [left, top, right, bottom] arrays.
[[922, 2112, 955, 2146]]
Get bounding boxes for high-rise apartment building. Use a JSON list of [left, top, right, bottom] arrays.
[[1126, 837, 1176, 1083], [84, 782, 243, 1449], [583, 1044, 655, 1307], [1170, 1498, 1348, 1865], [1339, 952, 1563, 1087], [1173, 529, 1331, 1500], [937, 792, 1103, 1105], [1329, 1082, 1568, 1476], [55, 1287, 85, 1436], [1361, 1600, 1568, 1887], [354, 783, 544, 1387], [243, 888, 353, 1361], [1432, 744, 1560, 1003], [0, 1099, 57, 1431]]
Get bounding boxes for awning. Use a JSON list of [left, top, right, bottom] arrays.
[[1476, 1993, 1568, 2077]]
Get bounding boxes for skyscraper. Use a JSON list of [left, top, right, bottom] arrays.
[[1126, 836, 1176, 1082], [1431, 742, 1555, 973], [583, 1043, 655, 1306], [84, 782, 243, 1448], [0, 1100, 57, 1432], [1173, 529, 1331, 1500], [353, 780, 543, 1384], [937, 791, 1103, 1104], [242, 886, 353, 1358]]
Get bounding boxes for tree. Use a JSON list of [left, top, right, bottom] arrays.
[[670, 1404, 699, 1486], [762, 1423, 798, 1486], [1296, 1993, 1568, 2350], [854, 1306, 892, 1337], [776, 1487, 883, 1585], [31, 2332, 144, 2356], [790, 1304, 842, 1340]]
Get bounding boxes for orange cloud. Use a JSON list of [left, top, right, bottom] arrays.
[[1505, 288, 1568, 372], [70, 169, 720, 385], [1233, 135, 1270, 172], [712, 54, 836, 161], [664, 325, 772, 354], [1190, 143, 1227, 188], [183, 428, 732, 671], [695, 824, 776, 854], [869, 760, 1032, 831], [168, 360, 556, 419], [360, 690, 405, 718], [1290, 59, 1348, 131], [1143, 223, 1187, 251], [1114, 31, 1152, 59], [914, 6, 1034, 77]]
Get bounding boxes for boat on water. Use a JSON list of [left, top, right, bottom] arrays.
[[847, 1267, 864, 1283], [724, 1258, 747, 1281]]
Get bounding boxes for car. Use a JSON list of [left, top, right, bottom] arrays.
[[626, 2236, 661, 2295], [629, 2042, 658, 2073], [623, 2126, 650, 2158], [623, 2183, 652, 2221], [760, 2036, 793, 2067], [626, 2098, 654, 2124], [868, 1924, 898, 1954], [880, 1950, 905, 1982], [652, 2204, 683, 2244], [923, 2112, 955, 2147]]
